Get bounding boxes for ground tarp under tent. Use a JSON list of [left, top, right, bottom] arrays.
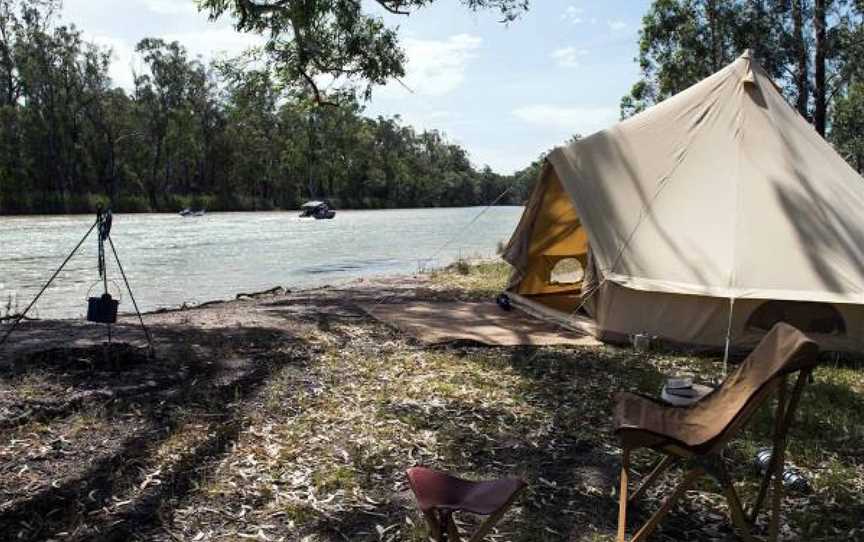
[[504, 50, 864, 352], [361, 301, 600, 346]]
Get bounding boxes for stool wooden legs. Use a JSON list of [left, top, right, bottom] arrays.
[[420, 501, 521, 542]]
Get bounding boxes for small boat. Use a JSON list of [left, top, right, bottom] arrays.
[[299, 201, 336, 220], [179, 208, 206, 217]]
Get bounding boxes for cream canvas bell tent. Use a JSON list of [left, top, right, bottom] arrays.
[[503, 50, 864, 352]]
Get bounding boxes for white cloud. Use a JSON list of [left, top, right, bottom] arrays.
[[83, 34, 139, 90], [562, 5, 584, 24], [512, 104, 619, 136], [552, 46, 588, 69], [608, 19, 628, 31], [469, 144, 537, 174], [163, 28, 263, 62], [81, 27, 263, 91], [421, 110, 458, 123], [380, 34, 482, 97], [391, 109, 461, 132], [140, 0, 199, 16]]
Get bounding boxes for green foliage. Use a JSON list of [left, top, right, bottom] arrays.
[[832, 81, 864, 171], [619, 0, 864, 177], [505, 135, 580, 204], [622, 0, 795, 118], [199, 0, 529, 101], [0, 0, 525, 215], [453, 257, 471, 275], [116, 193, 152, 213]]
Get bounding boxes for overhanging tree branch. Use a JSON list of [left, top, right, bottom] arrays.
[[202, 0, 528, 104]]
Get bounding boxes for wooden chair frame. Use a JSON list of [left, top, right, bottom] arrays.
[[616, 368, 812, 542], [418, 489, 524, 542]]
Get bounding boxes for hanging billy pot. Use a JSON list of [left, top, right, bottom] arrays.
[[86, 206, 120, 325], [0, 205, 154, 357], [87, 292, 119, 324], [85, 278, 122, 325]]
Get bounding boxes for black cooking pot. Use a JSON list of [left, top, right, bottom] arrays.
[[87, 293, 119, 324]]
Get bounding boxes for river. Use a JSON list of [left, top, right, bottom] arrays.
[[0, 207, 523, 319]]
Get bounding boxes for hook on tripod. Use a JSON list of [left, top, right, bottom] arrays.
[[96, 205, 112, 241], [95, 206, 113, 280]]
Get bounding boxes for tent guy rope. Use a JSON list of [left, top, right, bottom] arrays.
[[368, 184, 516, 311]]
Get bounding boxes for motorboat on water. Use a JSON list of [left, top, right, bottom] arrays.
[[179, 208, 206, 217], [299, 201, 336, 219]]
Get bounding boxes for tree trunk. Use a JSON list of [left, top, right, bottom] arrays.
[[306, 112, 317, 199], [104, 133, 117, 208], [149, 140, 163, 210], [793, 0, 809, 117], [814, 0, 827, 136], [707, 0, 721, 72]]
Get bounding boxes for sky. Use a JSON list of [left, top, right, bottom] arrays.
[[60, 0, 652, 174]]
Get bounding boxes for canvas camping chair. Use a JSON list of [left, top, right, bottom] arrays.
[[406, 467, 526, 542], [613, 323, 819, 542]]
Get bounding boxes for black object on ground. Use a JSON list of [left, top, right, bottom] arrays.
[[755, 447, 810, 492]]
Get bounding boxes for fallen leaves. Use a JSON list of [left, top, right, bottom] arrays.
[[0, 266, 861, 541]]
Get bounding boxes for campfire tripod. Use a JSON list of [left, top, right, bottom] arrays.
[[0, 206, 154, 356]]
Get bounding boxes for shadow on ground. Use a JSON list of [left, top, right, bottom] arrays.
[[2, 272, 863, 541], [0, 318, 311, 542]]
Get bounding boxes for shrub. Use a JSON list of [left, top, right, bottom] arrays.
[[116, 194, 152, 213], [454, 257, 471, 275]]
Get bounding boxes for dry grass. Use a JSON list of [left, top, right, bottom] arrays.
[[1, 262, 862, 541], [429, 260, 511, 299]]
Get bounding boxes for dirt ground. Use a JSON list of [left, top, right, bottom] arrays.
[[1, 267, 862, 541]]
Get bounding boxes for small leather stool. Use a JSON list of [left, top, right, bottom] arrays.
[[406, 467, 526, 542]]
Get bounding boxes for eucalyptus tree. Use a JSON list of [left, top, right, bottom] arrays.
[[310, 96, 367, 203], [78, 41, 127, 207], [133, 38, 205, 208], [0, 0, 526, 214], [198, 0, 528, 103], [178, 59, 222, 197], [14, 11, 105, 211], [0, 0, 24, 210], [623, 0, 864, 139], [833, 81, 864, 171], [220, 64, 282, 207], [621, 0, 790, 117]]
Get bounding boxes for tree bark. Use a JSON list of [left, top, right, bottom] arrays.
[[814, 0, 827, 136], [793, 0, 809, 118], [306, 111, 317, 199], [707, 0, 721, 72], [149, 140, 163, 210]]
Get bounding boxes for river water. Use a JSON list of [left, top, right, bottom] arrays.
[[0, 207, 522, 319]]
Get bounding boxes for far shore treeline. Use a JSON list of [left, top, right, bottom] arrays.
[[5, 0, 864, 216], [0, 1, 535, 215]]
